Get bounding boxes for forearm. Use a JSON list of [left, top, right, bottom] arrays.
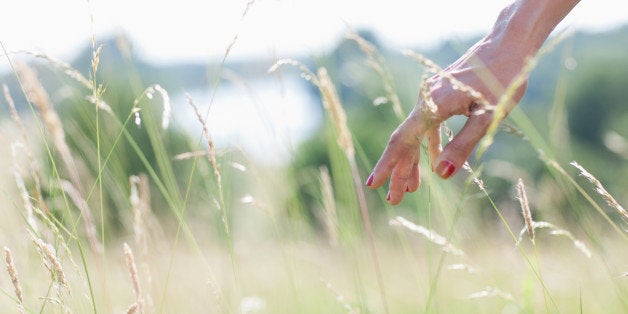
[[490, 0, 580, 56]]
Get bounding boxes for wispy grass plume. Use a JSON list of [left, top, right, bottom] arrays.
[[517, 221, 591, 258], [466, 286, 515, 301], [11, 142, 38, 231], [186, 95, 226, 227], [570, 161, 627, 223], [31, 233, 72, 295], [517, 178, 535, 244], [347, 30, 404, 120], [60, 180, 102, 254], [124, 243, 144, 314], [319, 166, 339, 247], [271, 60, 389, 313], [5, 84, 48, 213], [390, 216, 466, 257], [4, 247, 25, 314], [16, 62, 84, 193]]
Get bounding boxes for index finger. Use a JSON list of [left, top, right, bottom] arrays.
[[367, 112, 427, 189]]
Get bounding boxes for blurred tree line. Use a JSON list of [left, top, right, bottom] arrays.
[[2, 25, 626, 235]]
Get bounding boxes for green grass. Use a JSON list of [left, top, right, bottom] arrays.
[[0, 10, 626, 314]]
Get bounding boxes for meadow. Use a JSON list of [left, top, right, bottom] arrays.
[[0, 6, 626, 314]]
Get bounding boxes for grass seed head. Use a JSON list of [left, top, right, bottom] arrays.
[[517, 178, 535, 244], [4, 247, 24, 312]]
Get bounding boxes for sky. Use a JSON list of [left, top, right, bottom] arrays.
[[1, 0, 627, 65]]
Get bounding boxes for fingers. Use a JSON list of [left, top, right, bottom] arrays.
[[366, 112, 427, 205], [368, 114, 426, 189], [426, 124, 442, 171], [434, 112, 492, 179], [388, 152, 418, 205], [406, 161, 421, 193]]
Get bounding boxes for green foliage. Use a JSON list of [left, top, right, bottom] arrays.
[[1, 23, 627, 314]]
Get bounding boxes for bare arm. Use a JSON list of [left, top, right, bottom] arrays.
[[367, 0, 580, 205]]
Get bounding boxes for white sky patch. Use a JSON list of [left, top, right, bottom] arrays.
[[0, 0, 626, 66]]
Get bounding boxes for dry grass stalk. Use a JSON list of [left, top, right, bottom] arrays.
[[37, 297, 73, 313], [126, 303, 139, 314], [60, 180, 102, 254], [347, 31, 403, 119], [467, 286, 515, 301], [16, 63, 100, 253], [124, 243, 144, 314], [316, 67, 389, 312], [447, 263, 478, 274], [186, 96, 220, 183], [419, 74, 438, 117], [31, 235, 71, 295], [85, 95, 114, 115], [268, 59, 318, 85], [153, 85, 171, 129], [570, 161, 627, 222], [10, 165, 76, 268], [516, 221, 591, 258], [187, 95, 230, 237], [132, 85, 172, 129], [390, 216, 466, 257], [130, 175, 148, 256], [477, 56, 538, 157], [4, 247, 25, 313], [320, 278, 359, 314], [130, 174, 156, 310], [16, 63, 84, 193], [173, 150, 210, 160], [5, 84, 48, 213], [274, 60, 388, 312], [12, 143, 38, 231], [241, 0, 258, 19], [15, 50, 91, 89], [539, 152, 626, 239], [319, 166, 339, 247], [517, 178, 535, 244], [31, 204, 78, 270], [461, 161, 486, 192], [316, 68, 355, 159]]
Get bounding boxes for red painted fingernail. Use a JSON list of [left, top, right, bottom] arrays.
[[405, 186, 410, 192], [366, 173, 374, 187], [386, 191, 391, 201], [436, 160, 456, 179]]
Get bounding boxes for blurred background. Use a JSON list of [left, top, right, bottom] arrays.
[[0, 0, 626, 313], [2, 0, 627, 166]]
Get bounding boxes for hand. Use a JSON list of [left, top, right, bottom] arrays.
[[366, 35, 530, 205]]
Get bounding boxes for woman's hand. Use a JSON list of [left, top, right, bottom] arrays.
[[366, 39, 528, 205], [366, 0, 579, 205]]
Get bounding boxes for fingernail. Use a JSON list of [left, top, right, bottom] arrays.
[[405, 186, 410, 192], [366, 173, 374, 187], [386, 191, 391, 201], [436, 160, 456, 179]]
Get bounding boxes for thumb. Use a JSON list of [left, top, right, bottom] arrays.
[[434, 112, 492, 179]]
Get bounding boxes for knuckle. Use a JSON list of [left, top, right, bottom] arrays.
[[473, 111, 494, 127], [388, 130, 414, 150]]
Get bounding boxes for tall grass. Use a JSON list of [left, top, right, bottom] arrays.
[[0, 4, 626, 314]]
